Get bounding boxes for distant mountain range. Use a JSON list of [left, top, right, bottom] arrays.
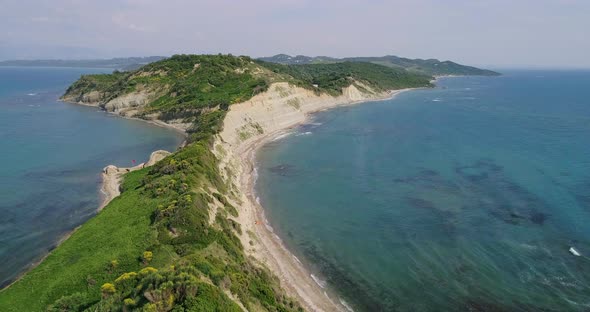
[[0, 56, 166, 71], [0, 54, 500, 77], [258, 54, 500, 76]]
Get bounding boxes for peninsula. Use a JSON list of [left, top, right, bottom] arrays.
[[0, 54, 496, 311]]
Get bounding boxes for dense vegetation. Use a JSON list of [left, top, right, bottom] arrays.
[[65, 71, 128, 95], [258, 61, 432, 95], [61, 54, 432, 121], [137, 55, 270, 120], [258, 54, 501, 76], [0, 54, 434, 311]]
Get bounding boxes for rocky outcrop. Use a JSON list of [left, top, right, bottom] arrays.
[[61, 90, 103, 106], [145, 150, 172, 166], [62, 86, 157, 117], [80, 91, 102, 104], [104, 90, 153, 113], [99, 150, 172, 210]]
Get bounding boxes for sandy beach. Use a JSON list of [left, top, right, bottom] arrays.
[[215, 82, 418, 311]]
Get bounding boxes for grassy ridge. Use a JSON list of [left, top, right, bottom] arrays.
[[0, 126, 299, 311], [138, 55, 269, 121], [0, 54, 433, 311]]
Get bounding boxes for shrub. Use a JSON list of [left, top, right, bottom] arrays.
[[115, 272, 138, 283], [105, 259, 119, 274], [123, 298, 136, 306], [100, 283, 116, 297], [46, 292, 89, 312], [142, 251, 153, 264], [139, 267, 158, 275]]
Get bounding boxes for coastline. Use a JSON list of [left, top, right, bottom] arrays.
[[98, 150, 172, 210], [216, 84, 420, 311], [1, 108, 181, 290], [2, 149, 176, 291], [30, 84, 419, 309], [59, 98, 191, 141], [58, 99, 189, 209]]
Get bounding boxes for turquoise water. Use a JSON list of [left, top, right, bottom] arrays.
[[0, 67, 184, 287], [256, 71, 590, 311]]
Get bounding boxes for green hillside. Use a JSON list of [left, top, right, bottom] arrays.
[[257, 61, 433, 96], [0, 54, 433, 311]]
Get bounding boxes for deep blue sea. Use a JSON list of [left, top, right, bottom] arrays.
[[0, 67, 184, 287], [256, 70, 590, 311]]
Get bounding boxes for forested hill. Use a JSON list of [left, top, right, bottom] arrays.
[[60, 54, 433, 123], [258, 54, 501, 76], [0, 54, 432, 312]]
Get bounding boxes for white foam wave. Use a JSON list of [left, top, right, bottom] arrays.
[[27, 93, 37, 96], [432, 99, 442, 102], [252, 167, 258, 183], [296, 131, 312, 136], [519, 243, 538, 250], [292, 255, 302, 264], [563, 297, 590, 307], [339, 298, 355, 312], [272, 132, 292, 141], [273, 234, 282, 243], [311, 274, 327, 288], [264, 222, 274, 233]]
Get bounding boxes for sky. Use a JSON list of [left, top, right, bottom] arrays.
[[1, 0, 589, 68]]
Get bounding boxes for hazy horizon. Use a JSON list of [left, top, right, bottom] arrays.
[[1, 0, 589, 68]]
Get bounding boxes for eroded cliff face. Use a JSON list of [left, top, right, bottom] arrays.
[[102, 90, 154, 115], [215, 81, 390, 249], [61, 90, 101, 106], [218, 81, 384, 148], [62, 88, 156, 115]]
